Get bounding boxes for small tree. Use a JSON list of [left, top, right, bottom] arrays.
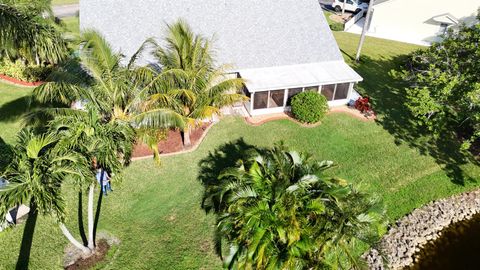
[[152, 20, 247, 147], [49, 107, 135, 254], [202, 142, 385, 269], [0, 129, 92, 267], [395, 13, 480, 151]]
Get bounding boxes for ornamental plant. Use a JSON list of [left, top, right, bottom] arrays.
[[202, 142, 385, 269], [291, 91, 328, 123]]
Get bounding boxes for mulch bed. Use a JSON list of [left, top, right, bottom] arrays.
[[132, 123, 211, 158], [0, 74, 44, 87], [65, 240, 110, 270]]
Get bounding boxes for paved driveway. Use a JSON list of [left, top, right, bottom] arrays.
[[53, 4, 79, 18]]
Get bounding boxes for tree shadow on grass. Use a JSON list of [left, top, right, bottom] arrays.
[[352, 54, 478, 185], [15, 202, 38, 270], [0, 96, 33, 123], [197, 138, 261, 213], [0, 136, 13, 173]]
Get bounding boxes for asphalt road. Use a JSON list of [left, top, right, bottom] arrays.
[[52, 4, 79, 18]]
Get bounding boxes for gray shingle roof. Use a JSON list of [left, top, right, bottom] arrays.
[[80, 0, 343, 71]]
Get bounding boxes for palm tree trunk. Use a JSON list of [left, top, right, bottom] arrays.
[[15, 201, 38, 270], [182, 127, 191, 147], [87, 183, 95, 250], [93, 185, 103, 245], [59, 223, 91, 255]]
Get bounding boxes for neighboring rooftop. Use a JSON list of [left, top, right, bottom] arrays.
[[80, 0, 343, 71]]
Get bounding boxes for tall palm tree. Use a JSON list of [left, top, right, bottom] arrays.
[[0, 129, 91, 268], [203, 142, 385, 269], [49, 107, 135, 253], [0, 0, 68, 65], [152, 20, 247, 147], [30, 30, 184, 160]]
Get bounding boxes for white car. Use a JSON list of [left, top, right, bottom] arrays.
[[332, 0, 368, 13]]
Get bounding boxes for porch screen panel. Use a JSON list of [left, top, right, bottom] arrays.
[[287, 88, 302, 106], [253, 91, 268, 109], [304, 86, 319, 92], [321, 84, 335, 101], [334, 83, 349, 100], [269, 90, 285, 108]]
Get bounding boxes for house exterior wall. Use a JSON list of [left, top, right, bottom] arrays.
[[368, 0, 480, 45]]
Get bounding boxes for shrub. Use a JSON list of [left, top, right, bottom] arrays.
[[330, 22, 344, 31], [291, 92, 328, 123], [354, 96, 372, 113], [0, 59, 53, 82]]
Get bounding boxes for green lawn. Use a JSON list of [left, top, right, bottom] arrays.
[[0, 33, 479, 269], [0, 82, 33, 172], [62, 16, 79, 38], [51, 0, 78, 5]]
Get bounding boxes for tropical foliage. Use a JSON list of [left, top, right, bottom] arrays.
[[151, 20, 247, 146], [0, 128, 88, 222], [394, 12, 480, 152], [31, 30, 184, 160], [0, 128, 91, 263], [203, 142, 385, 269], [291, 92, 329, 124], [48, 107, 135, 253], [0, 0, 68, 66]]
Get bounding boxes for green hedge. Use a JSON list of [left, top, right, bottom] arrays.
[[0, 59, 53, 82], [329, 22, 344, 31], [291, 92, 328, 124]]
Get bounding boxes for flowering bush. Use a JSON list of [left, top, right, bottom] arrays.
[[354, 96, 372, 114]]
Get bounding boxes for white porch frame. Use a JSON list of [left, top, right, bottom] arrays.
[[246, 82, 356, 116]]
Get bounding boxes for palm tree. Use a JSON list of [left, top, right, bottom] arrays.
[[0, 129, 91, 268], [152, 20, 247, 147], [0, 0, 68, 65], [30, 30, 184, 160], [202, 142, 385, 269], [49, 107, 135, 253]]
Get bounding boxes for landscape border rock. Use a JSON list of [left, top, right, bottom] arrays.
[[364, 189, 480, 269]]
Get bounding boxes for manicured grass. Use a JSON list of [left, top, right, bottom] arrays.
[[0, 82, 32, 144], [324, 10, 344, 31], [51, 0, 78, 5], [324, 10, 337, 26], [62, 16, 79, 38], [0, 32, 479, 269], [0, 82, 32, 171]]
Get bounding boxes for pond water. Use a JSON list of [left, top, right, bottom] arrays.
[[406, 213, 480, 270]]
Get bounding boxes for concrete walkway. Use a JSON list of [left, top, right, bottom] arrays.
[[53, 4, 79, 18], [345, 17, 365, 34]]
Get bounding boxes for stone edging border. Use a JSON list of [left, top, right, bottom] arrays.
[[365, 189, 480, 269], [131, 121, 217, 161], [132, 109, 377, 161], [0, 74, 44, 87], [244, 109, 375, 127], [244, 114, 323, 128]]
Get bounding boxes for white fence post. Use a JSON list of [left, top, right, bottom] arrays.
[[344, 10, 365, 31]]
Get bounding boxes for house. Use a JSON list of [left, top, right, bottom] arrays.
[[80, 0, 362, 116], [346, 0, 480, 45]]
